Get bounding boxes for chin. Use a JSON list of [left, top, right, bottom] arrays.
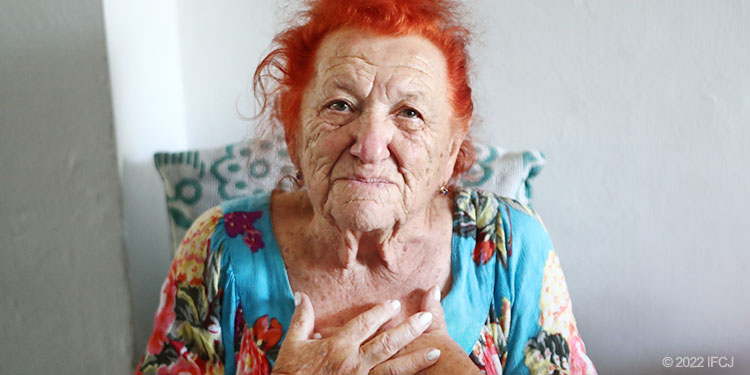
[[323, 183, 402, 232], [329, 201, 398, 233]]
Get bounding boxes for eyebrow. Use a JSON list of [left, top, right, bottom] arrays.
[[395, 92, 428, 105]]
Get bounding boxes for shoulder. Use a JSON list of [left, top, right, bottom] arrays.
[[139, 205, 227, 373], [453, 188, 544, 228], [164, 206, 225, 289], [220, 191, 272, 215], [174, 190, 271, 267], [190, 205, 224, 233], [176, 205, 224, 260], [453, 187, 552, 269], [209, 192, 274, 254]]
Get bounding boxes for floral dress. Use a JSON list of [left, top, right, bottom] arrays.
[[137, 188, 597, 375]]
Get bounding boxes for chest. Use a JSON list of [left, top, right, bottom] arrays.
[[276, 231, 453, 334], [294, 261, 452, 332]]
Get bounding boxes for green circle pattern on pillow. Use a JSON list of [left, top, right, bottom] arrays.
[[173, 179, 202, 205]]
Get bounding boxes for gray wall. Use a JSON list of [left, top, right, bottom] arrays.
[[0, 1, 133, 373], [469, 2, 750, 374]]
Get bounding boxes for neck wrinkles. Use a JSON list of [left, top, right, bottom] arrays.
[[304, 192, 451, 275]]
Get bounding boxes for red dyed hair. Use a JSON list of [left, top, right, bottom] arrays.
[[253, 0, 475, 179]]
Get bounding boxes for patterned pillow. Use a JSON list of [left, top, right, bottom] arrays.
[[155, 134, 545, 254]]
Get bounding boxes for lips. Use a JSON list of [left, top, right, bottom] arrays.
[[338, 175, 394, 185]]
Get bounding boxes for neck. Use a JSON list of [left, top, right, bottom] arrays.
[[304, 194, 452, 275]]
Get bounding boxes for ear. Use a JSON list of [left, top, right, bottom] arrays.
[[442, 128, 467, 184], [288, 146, 301, 171], [285, 132, 303, 172]]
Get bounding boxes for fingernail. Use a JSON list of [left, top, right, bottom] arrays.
[[426, 349, 441, 361], [312, 332, 322, 339], [294, 292, 301, 306], [433, 287, 441, 301], [418, 312, 433, 326], [389, 300, 401, 310]]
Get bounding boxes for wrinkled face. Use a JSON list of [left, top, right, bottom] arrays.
[[296, 29, 465, 232]]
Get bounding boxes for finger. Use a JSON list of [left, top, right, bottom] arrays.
[[285, 291, 315, 342], [335, 299, 401, 344], [421, 286, 448, 332], [360, 311, 433, 366], [370, 348, 441, 375]]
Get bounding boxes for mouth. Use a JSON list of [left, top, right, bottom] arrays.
[[337, 175, 394, 186]]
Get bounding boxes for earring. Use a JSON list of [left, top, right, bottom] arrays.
[[294, 170, 303, 181], [439, 185, 449, 196]]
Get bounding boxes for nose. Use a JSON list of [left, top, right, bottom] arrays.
[[350, 111, 392, 163]]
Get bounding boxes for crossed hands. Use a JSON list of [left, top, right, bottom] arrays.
[[271, 286, 482, 375]]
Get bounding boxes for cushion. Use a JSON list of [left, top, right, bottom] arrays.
[[155, 134, 545, 254]]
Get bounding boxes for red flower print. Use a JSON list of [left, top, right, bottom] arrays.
[[224, 211, 265, 252], [236, 315, 284, 375], [147, 276, 177, 355], [473, 239, 495, 265], [253, 315, 283, 351], [156, 357, 201, 375], [479, 330, 502, 375], [237, 330, 270, 375]]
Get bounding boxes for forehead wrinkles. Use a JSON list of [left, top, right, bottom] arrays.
[[317, 29, 445, 72], [316, 55, 440, 99], [316, 57, 375, 93]]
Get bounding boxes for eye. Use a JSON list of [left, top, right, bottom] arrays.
[[326, 100, 351, 112], [398, 107, 421, 119]]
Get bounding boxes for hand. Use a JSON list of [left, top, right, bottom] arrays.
[[393, 286, 484, 375], [271, 292, 442, 375]]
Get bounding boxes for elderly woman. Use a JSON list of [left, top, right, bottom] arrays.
[[137, 0, 596, 374]]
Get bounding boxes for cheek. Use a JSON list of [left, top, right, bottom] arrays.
[[299, 125, 351, 182], [395, 132, 448, 182], [428, 127, 459, 167], [307, 127, 347, 160]]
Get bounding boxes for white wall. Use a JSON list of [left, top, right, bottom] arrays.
[[0, 0, 133, 373], [102, 0, 189, 365], [175, 1, 279, 148], [108, 1, 750, 373], [103, 0, 285, 360]]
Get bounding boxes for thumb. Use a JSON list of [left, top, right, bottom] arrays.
[[421, 286, 448, 332], [286, 291, 315, 341]]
